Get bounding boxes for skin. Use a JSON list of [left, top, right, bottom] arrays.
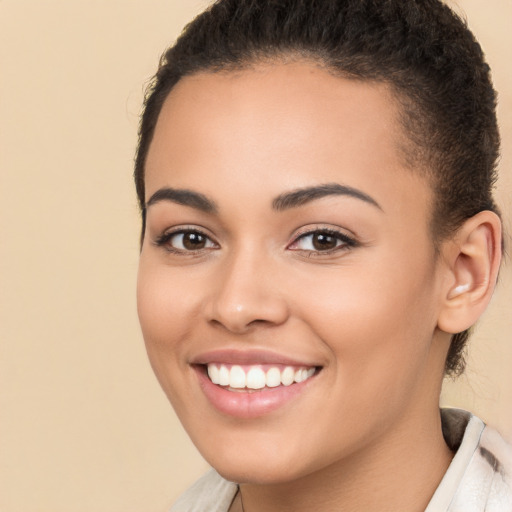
[[137, 61, 458, 511]]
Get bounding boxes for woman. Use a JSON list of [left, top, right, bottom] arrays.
[[135, 0, 510, 510]]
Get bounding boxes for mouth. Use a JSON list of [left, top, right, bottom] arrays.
[[205, 363, 317, 392], [191, 351, 322, 418]]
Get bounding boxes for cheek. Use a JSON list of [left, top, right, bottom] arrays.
[[136, 261, 198, 384], [292, 255, 439, 392], [136, 262, 208, 420], [137, 259, 197, 339]]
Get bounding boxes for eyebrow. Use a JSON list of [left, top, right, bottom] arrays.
[[272, 183, 382, 211], [145, 187, 218, 214], [145, 182, 381, 215]]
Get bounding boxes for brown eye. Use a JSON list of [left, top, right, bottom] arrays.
[[156, 230, 217, 252], [182, 232, 207, 250], [288, 229, 357, 254], [311, 233, 337, 251]]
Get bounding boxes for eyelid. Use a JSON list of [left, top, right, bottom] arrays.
[[287, 226, 358, 253], [153, 225, 219, 253]]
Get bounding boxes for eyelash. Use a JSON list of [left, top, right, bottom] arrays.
[[153, 227, 358, 256], [153, 228, 218, 255], [288, 228, 358, 255]]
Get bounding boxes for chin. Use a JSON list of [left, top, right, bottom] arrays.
[[191, 429, 328, 485], [213, 458, 308, 485]]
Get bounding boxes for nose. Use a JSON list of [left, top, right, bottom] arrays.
[[204, 248, 290, 334]]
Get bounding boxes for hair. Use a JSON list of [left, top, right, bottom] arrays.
[[134, 0, 501, 376]]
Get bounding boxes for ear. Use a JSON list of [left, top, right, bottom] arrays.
[[437, 211, 502, 334]]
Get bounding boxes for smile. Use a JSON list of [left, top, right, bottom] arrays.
[[192, 352, 321, 418], [207, 363, 316, 391]]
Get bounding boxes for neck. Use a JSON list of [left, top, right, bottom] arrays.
[[235, 407, 453, 512]]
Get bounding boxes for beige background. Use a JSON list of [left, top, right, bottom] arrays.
[[0, 1, 510, 511]]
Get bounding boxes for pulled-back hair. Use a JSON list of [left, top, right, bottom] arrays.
[[134, 0, 501, 376]]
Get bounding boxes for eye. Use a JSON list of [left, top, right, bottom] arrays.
[[154, 229, 218, 253], [288, 229, 356, 253]]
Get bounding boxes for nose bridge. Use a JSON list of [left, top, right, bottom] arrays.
[[206, 242, 289, 332]]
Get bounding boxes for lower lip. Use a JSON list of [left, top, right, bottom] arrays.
[[194, 366, 317, 419]]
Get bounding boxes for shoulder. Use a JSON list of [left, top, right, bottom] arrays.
[[428, 408, 512, 512], [458, 418, 512, 511], [169, 469, 238, 512]]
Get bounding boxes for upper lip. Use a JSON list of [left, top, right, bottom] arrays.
[[190, 348, 320, 367]]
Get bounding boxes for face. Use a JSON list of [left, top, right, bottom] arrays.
[[137, 61, 450, 484]]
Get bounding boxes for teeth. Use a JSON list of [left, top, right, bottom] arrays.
[[281, 366, 295, 386], [266, 367, 281, 388], [230, 365, 246, 388], [295, 368, 315, 383], [206, 364, 316, 390], [246, 367, 266, 389], [218, 365, 230, 386], [207, 364, 220, 384]]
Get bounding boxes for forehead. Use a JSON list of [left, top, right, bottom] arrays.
[[145, 61, 431, 220]]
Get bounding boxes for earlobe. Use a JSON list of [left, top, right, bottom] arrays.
[[437, 211, 502, 334]]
